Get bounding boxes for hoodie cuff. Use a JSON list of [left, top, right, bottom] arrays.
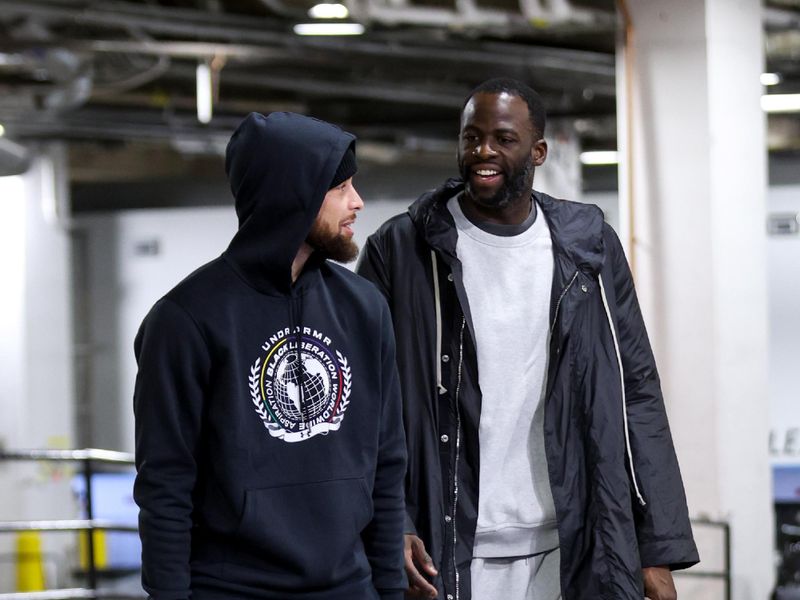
[[404, 512, 417, 536]]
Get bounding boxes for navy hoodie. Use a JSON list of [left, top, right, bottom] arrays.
[[133, 112, 407, 600]]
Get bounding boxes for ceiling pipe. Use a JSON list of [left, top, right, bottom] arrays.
[[346, 0, 612, 31], [0, 36, 615, 82]]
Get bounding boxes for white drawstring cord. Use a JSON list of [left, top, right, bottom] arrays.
[[431, 250, 447, 395], [598, 274, 646, 507]]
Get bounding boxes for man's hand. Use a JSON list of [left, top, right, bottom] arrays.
[[404, 534, 438, 599], [643, 566, 677, 600]]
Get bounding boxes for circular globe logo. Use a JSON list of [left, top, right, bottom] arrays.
[[249, 328, 352, 443]]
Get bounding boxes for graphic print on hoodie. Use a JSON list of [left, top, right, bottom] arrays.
[[249, 325, 353, 442], [133, 112, 407, 600]]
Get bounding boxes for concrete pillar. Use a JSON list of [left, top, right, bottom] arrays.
[[0, 147, 75, 452], [0, 145, 77, 587], [620, 1, 773, 598]]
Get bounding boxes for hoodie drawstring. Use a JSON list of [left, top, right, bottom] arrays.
[[431, 250, 448, 395], [289, 294, 310, 426], [598, 274, 646, 507]]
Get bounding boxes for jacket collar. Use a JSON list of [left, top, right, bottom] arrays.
[[407, 177, 463, 261], [536, 191, 606, 276], [408, 178, 607, 276]]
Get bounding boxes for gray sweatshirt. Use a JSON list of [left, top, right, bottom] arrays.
[[448, 196, 558, 558]]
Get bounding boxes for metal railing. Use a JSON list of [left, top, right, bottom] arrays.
[[0, 449, 734, 600], [0, 449, 143, 600], [675, 518, 732, 600]]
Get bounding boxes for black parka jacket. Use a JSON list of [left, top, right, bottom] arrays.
[[356, 179, 699, 600]]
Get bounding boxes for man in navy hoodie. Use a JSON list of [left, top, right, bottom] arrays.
[[133, 112, 407, 600]]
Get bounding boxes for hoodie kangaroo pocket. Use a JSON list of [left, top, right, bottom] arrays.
[[234, 477, 373, 584]]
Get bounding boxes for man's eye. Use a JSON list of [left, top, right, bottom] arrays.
[[499, 137, 515, 144]]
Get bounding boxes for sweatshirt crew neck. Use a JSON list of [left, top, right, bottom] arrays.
[[456, 194, 537, 237]]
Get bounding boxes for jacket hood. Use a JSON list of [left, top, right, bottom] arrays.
[[223, 112, 356, 294], [408, 177, 606, 274]]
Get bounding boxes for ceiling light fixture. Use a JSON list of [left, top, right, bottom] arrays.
[[761, 93, 800, 113], [761, 73, 781, 87], [308, 3, 349, 19], [196, 61, 213, 124], [0, 124, 5, 137], [293, 23, 365, 35], [579, 150, 618, 166]]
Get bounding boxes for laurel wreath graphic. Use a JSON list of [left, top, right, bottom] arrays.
[[248, 350, 353, 433], [333, 350, 352, 424], [249, 358, 282, 433]]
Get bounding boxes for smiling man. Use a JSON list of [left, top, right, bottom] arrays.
[[133, 112, 406, 600], [357, 78, 698, 600]]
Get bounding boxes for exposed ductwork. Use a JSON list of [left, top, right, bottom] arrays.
[[0, 0, 797, 167]]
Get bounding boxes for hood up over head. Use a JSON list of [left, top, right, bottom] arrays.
[[223, 111, 356, 294]]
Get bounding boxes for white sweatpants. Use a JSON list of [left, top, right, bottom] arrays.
[[470, 548, 561, 600]]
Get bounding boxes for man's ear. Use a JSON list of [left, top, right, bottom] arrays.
[[533, 139, 548, 166]]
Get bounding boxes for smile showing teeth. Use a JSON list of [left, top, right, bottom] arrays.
[[476, 169, 499, 176]]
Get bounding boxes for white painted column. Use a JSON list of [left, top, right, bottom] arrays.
[[620, 1, 773, 598], [0, 175, 28, 453], [23, 145, 76, 452], [0, 145, 78, 588], [0, 145, 76, 451]]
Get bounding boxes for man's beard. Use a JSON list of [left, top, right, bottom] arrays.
[[461, 157, 534, 209], [307, 218, 359, 263]]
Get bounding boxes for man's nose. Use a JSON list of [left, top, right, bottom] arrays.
[[351, 188, 364, 211], [475, 140, 497, 158]]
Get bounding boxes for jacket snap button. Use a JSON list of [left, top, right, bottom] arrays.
[[447, 273, 454, 282], [581, 284, 588, 293], [440, 434, 449, 443], [441, 354, 450, 363], [444, 515, 452, 523], [447, 595, 454, 600]]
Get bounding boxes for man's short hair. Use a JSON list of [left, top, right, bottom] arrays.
[[463, 77, 547, 139]]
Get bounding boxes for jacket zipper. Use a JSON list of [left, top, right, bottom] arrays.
[[451, 318, 466, 600], [432, 250, 463, 599], [549, 270, 579, 338]]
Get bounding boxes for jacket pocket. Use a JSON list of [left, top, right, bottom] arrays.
[[234, 477, 373, 584]]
